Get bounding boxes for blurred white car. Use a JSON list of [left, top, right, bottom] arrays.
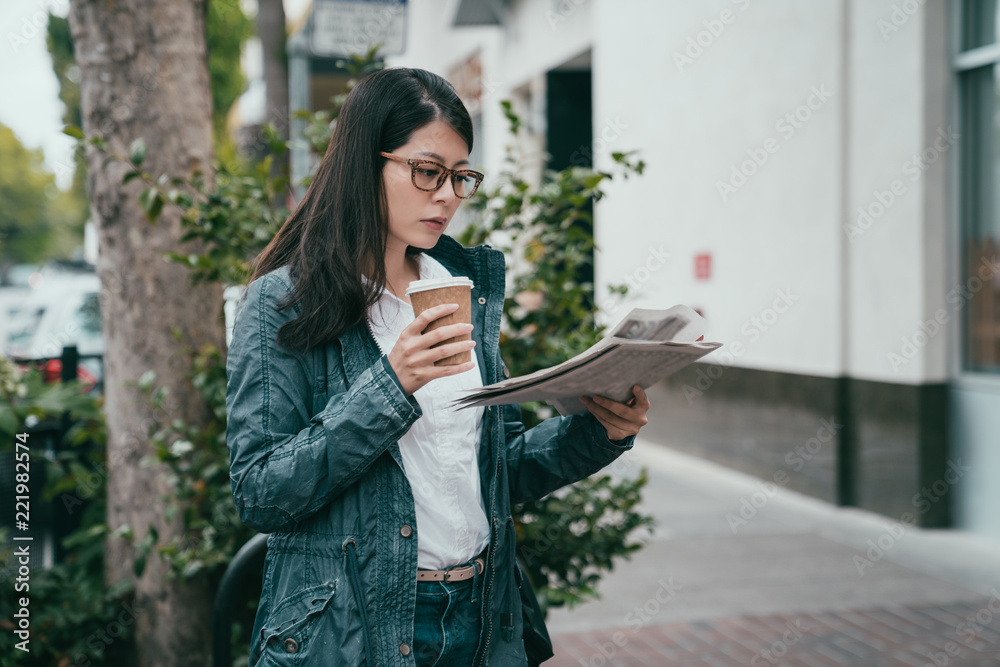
[[4, 272, 103, 388]]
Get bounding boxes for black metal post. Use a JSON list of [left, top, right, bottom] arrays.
[[213, 533, 269, 667], [60, 345, 79, 383]]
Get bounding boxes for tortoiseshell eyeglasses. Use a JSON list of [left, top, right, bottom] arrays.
[[380, 152, 485, 199]]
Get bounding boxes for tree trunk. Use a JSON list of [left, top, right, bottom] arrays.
[[67, 2, 222, 665], [258, 0, 289, 178]]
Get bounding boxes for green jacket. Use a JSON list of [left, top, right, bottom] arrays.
[[225, 234, 635, 666]]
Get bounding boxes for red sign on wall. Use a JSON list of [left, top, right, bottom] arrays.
[[695, 253, 711, 280]]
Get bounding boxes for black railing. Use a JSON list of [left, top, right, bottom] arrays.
[[10, 344, 105, 394], [0, 345, 104, 569], [213, 533, 269, 667]]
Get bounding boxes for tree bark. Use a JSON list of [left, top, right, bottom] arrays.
[[258, 0, 289, 177], [67, 2, 222, 665]]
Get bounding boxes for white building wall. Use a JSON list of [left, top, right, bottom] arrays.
[[593, 0, 843, 378], [388, 0, 949, 385], [846, 0, 950, 385], [386, 0, 596, 179]]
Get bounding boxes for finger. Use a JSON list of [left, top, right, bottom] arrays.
[[593, 393, 646, 430], [428, 359, 476, 378], [581, 404, 628, 441], [410, 339, 476, 367], [590, 394, 636, 421], [420, 322, 475, 347], [412, 303, 461, 329], [432, 339, 477, 362], [581, 397, 635, 432], [632, 385, 651, 410], [621, 386, 651, 412]]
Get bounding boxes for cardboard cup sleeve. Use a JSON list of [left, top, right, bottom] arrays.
[[406, 277, 474, 366]]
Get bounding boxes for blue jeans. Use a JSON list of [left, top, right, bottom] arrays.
[[413, 574, 483, 666]]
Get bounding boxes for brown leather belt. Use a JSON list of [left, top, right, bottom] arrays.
[[417, 557, 485, 582]]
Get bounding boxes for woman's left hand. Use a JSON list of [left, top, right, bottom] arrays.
[[580, 385, 651, 442]]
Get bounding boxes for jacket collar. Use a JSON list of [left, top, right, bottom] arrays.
[[338, 235, 506, 388]]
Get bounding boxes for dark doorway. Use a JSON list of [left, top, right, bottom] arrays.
[[545, 65, 595, 307], [545, 70, 593, 170]]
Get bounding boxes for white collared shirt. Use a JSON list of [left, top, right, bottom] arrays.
[[366, 253, 491, 569]]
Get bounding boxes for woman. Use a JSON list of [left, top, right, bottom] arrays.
[[225, 66, 651, 667]]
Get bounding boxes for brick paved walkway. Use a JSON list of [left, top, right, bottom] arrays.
[[549, 597, 1000, 667]]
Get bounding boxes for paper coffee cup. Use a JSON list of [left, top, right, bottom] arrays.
[[406, 277, 475, 366]]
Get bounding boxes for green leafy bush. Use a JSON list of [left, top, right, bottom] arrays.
[[459, 101, 653, 612], [0, 358, 135, 667]]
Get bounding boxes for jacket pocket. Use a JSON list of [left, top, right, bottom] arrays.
[[256, 580, 337, 665]]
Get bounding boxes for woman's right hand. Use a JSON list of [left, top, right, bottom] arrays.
[[387, 303, 476, 396]]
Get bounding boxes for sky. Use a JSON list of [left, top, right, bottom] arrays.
[[0, 0, 312, 191], [1, 0, 75, 189]]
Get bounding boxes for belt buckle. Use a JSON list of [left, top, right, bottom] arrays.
[[443, 563, 467, 582]]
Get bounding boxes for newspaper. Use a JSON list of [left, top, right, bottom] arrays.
[[452, 305, 722, 416]]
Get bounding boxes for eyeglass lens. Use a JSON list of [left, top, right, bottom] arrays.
[[412, 163, 479, 198]]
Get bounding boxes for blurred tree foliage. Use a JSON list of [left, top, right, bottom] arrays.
[[0, 124, 83, 270], [206, 0, 255, 141], [458, 101, 653, 612], [45, 14, 89, 244]]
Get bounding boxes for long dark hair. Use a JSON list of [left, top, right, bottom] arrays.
[[248, 67, 474, 356]]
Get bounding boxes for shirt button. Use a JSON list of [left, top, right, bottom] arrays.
[[400, 524, 413, 538], [400, 642, 412, 656], [478, 296, 486, 305], [284, 638, 299, 653]]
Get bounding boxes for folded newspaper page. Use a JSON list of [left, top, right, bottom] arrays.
[[452, 305, 722, 416]]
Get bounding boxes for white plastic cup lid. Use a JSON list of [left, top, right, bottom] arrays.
[[405, 277, 474, 296]]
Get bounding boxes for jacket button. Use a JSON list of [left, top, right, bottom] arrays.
[[400, 642, 412, 656], [284, 638, 299, 653], [478, 296, 486, 305], [400, 524, 413, 538], [502, 366, 510, 378]]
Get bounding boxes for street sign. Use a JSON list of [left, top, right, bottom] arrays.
[[310, 0, 408, 58]]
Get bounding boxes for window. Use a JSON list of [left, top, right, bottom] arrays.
[[957, 0, 1000, 372]]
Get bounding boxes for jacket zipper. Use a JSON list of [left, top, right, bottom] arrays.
[[475, 454, 502, 667], [476, 277, 501, 667], [365, 318, 388, 357]]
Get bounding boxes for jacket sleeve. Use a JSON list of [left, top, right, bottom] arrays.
[[500, 358, 636, 505], [225, 273, 422, 534]]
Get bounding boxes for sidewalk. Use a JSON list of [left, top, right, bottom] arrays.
[[543, 439, 1000, 666]]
